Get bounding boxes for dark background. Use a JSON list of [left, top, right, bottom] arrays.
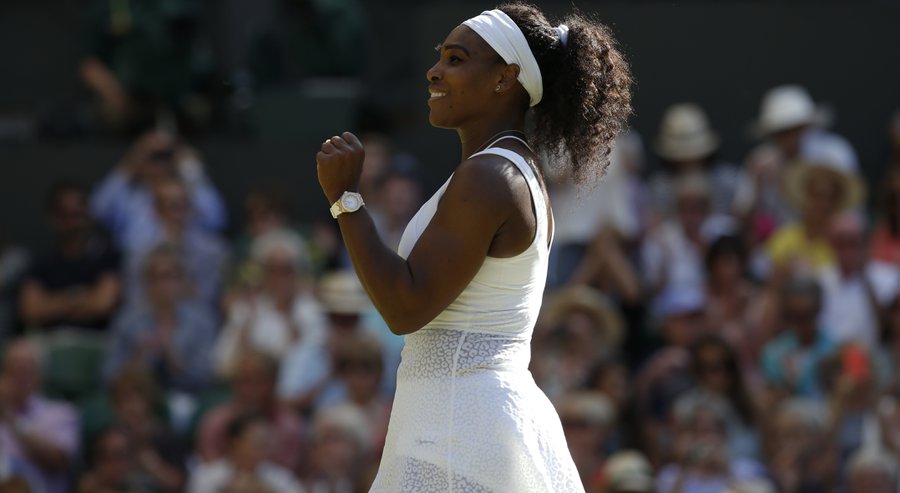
[[2, 0, 899, 250]]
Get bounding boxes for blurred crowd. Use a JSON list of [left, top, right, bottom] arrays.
[[2, 80, 900, 493], [1, 1, 900, 493]]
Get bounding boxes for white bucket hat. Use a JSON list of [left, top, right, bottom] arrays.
[[751, 85, 832, 137], [654, 103, 720, 161]]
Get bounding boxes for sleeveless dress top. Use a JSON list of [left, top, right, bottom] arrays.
[[368, 138, 584, 493]]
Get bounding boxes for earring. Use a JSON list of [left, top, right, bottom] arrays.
[[495, 84, 501, 92]]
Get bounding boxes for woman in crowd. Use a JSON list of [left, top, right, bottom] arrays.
[[187, 413, 304, 493], [648, 103, 739, 216], [687, 334, 762, 460], [104, 244, 216, 393], [214, 229, 326, 379]]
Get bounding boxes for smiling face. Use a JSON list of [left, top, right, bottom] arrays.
[[426, 25, 508, 128]]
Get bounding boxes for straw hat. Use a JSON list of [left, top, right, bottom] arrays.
[[318, 270, 372, 315], [541, 285, 624, 349], [555, 391, 616, 427], [750, 85, 831, 137], [654, 103, 720, 161], [602, 451, 654, 493], [251, 229, 309, 270], [783, 139, 866, 211]]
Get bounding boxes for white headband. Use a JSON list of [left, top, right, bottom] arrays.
[[555, 24, 569, 48], [462, 9, 543, 107]]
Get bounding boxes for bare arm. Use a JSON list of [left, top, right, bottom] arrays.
[[71, 273, 121, 319], [317, 132, 511, 335], [13, 427, 71, 471], [19, 281, 85, 327], [19, 274, 119, 327]]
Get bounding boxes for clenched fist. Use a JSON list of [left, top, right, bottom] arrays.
[[316, 131, 365, 204]]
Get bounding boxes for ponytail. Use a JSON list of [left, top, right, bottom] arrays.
[[499, 2, 633, 184]]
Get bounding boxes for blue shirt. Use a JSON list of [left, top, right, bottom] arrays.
[[104, 302, 217, 392], [90, 169, 227, 253], [761, 330, 836, 397]]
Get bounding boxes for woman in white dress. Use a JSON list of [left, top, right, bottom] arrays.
[[315, 3, 632, 491]]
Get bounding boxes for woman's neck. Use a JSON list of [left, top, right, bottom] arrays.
[[458, 116, 526, 159]]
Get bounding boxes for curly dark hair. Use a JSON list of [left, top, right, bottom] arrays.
[[498, 2, 633, 184]]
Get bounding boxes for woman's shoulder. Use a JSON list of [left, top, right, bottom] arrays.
[[446, 153, 523, 207]]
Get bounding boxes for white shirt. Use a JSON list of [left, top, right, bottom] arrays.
[[641, 215, 736, 299], [818, 261, 900, 348], [550, 140, 643, 243], [187, 459, 305, 493], [214, 293, 326, 377]]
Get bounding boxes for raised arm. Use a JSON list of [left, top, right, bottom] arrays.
[[316, 132, 512, 335]]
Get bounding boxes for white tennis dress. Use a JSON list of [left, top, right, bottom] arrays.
[[369, 138, 584, 493]]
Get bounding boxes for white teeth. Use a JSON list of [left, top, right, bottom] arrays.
[[429, 91, 447, 98]]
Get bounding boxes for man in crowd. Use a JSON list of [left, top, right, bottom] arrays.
[[0, 339, 80, 493], [19, 182, 121, 331]]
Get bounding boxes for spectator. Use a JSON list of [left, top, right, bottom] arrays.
[[90, 130, 226, 253], [766, 399, 836, 493], [819, 212, 900, 349], [104, 244, 216, 392], [653, 285, 709, 349], [657, 393, 773, 493], [556, 392, 617, 491], [598, 451, 654, 493], [0, 339, 79, 493], [649, 103, 739, 216], [870, 167, 900, 265], [214, 230, 325, 379], [0, 226, 29, 339], [687, 335, 761, 460], [765, 147, 865, 278], [586, 357, 638, 452], [302, 405, 372, 493], [19, 182, 121, 331], [734, 85, 859, 240], [370, 161, 424, 253], [356, 132, 394, 211], [279, 270, 391, 412], [704, 235, 766, 366], [532, 285, 625, 400], [322, 334, 391, 458], [641, 172, 736, 312], [760, 278, 836, 398], [103, 365, 186, 492], [123, 177, 229, 309], [550, 131, 648, 289], [188, 413, 303, 493], [816, 344, 880, 466], [634, 286, 707, 462], [229, 184, 303, 294], [79, 0, 217, 134], [196, 351, 305, 473], [0, 477, 34, 493], [846, 449, 898, 493], [77, 426, 154, 493], [877, 295, 900, 391]]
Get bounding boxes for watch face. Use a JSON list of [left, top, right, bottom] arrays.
[[342, 193, 362, 210]]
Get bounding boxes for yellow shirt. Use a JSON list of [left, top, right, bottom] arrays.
[[766, 223, 836, 271]]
